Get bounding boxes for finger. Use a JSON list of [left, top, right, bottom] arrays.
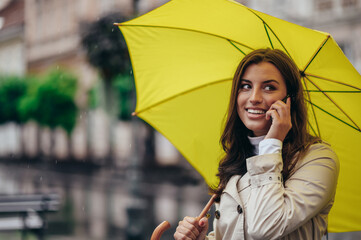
[[198, 217, 208, 228], [174, 231, 192, 240], [198, 217, 209, 240], [178, 218, 200, 238], [271, 100, 290, 119], [176, 225, 198, 239], [277, 100, 291, 119], [184, 221, 200, 236], [184, 217, 200, 229], [286, 96, 291, 107], [273, 100, 288, 110], [184, 216, 197, 224], [266, 109, 279, 121]]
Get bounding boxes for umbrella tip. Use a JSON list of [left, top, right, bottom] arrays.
[[132, 112, 137, 116], [113, 23, 121, 26]]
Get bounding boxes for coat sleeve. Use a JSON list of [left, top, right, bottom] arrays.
[[245, 143, 339, 239], [205, 232, 215, 240]]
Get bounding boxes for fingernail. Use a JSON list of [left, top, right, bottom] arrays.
[[199, 221, 204, 227]]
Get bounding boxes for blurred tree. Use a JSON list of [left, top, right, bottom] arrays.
[[81, 12, 136, 166], [19, 70, 78, 158], [113, 74, 134, 121], [0, 75, 28, 157], [81, 12, 134, 119], [19, 70, 77, 134], [17, 76, 42, 127], [81, 11, 156, 168], [36, 70, 78, 134], [0, 75, 27, 124], [81, 13, 131, 83]]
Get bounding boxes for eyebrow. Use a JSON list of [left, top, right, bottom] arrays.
[[240, 79, 280, 85]]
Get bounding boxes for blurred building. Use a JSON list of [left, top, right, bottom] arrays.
[[0, 1, 198, 239], [240, 0, 361, 72], [0, 0, 25, 75], [1, 0, 180, 167], [1, 0, 358, 167], [0, 0, 25, 157]]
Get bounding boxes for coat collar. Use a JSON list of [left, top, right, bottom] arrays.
[[223, 175, 242, 206]]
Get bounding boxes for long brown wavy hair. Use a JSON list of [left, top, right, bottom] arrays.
[[211, 49, 320, 201]]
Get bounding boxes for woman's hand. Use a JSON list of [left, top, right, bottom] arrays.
[[265, 97, 292, 142], [174, 216, 208, 240]]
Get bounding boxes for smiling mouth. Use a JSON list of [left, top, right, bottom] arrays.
[[247, 109, 266, 114]]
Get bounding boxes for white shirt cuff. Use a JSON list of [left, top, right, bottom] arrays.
[[259, 138, 282, 155]]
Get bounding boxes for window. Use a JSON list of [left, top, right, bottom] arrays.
[[316, 0, 334, 11], [342, 0, 358, 7], [0, 17, 4, 30]]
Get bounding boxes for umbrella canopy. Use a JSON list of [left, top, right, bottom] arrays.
[[116, 0, 361, 232]]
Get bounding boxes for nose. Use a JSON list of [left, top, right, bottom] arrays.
[[249, 89, 263, 104]]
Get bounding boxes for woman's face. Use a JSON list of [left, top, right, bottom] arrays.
[[237, 62, 288, 137]]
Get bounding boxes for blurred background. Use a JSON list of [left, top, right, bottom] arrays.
[[0, 0, 360, 239]]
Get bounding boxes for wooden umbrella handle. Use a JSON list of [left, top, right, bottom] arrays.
[[196, 194, 216, 221], [150, 221, 171, 240], [150, 195, 216, 240]]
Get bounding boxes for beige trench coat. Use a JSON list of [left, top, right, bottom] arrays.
[[206, 143, 339, 240]]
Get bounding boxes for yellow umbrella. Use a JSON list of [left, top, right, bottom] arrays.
[[115, 0, 361, 232]]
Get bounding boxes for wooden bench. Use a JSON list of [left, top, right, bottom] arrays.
[[0, 193, 60, 239]]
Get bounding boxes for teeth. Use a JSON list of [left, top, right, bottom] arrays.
[[247, 109, 265, 114]]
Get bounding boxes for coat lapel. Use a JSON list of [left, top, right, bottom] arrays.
[[223, 175, 242, 206]]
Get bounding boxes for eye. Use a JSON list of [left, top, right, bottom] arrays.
[[240, 83, 251, 90], [264, 85, 276, 91]]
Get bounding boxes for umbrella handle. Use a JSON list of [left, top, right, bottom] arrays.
[[150, 195, 216, 240], [150, 221, 171, 240]]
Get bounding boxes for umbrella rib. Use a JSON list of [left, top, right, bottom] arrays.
[[305, 100, 361, 132], [307, 119, 318, 136], [302, 77, 321, 136], [263, 23, 274, 49], [265, 25, 293, 59], [305, 75, 361, 131], [116, 23, 255, 53], [305, 73, 361, 91], [245, 8, 293, 60], [227, 40, 247, 55], [133, 78, 232, 116], [306, 90, 361, 93], [302, 36, 330, 73]]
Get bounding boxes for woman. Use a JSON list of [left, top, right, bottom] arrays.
[[174, 49, 339, 240]]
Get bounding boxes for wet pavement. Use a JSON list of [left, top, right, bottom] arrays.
[[0, 159, 210, 240], [0, 159, 360, 240]]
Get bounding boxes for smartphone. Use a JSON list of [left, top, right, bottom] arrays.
[[282, 94, 290, 103]]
